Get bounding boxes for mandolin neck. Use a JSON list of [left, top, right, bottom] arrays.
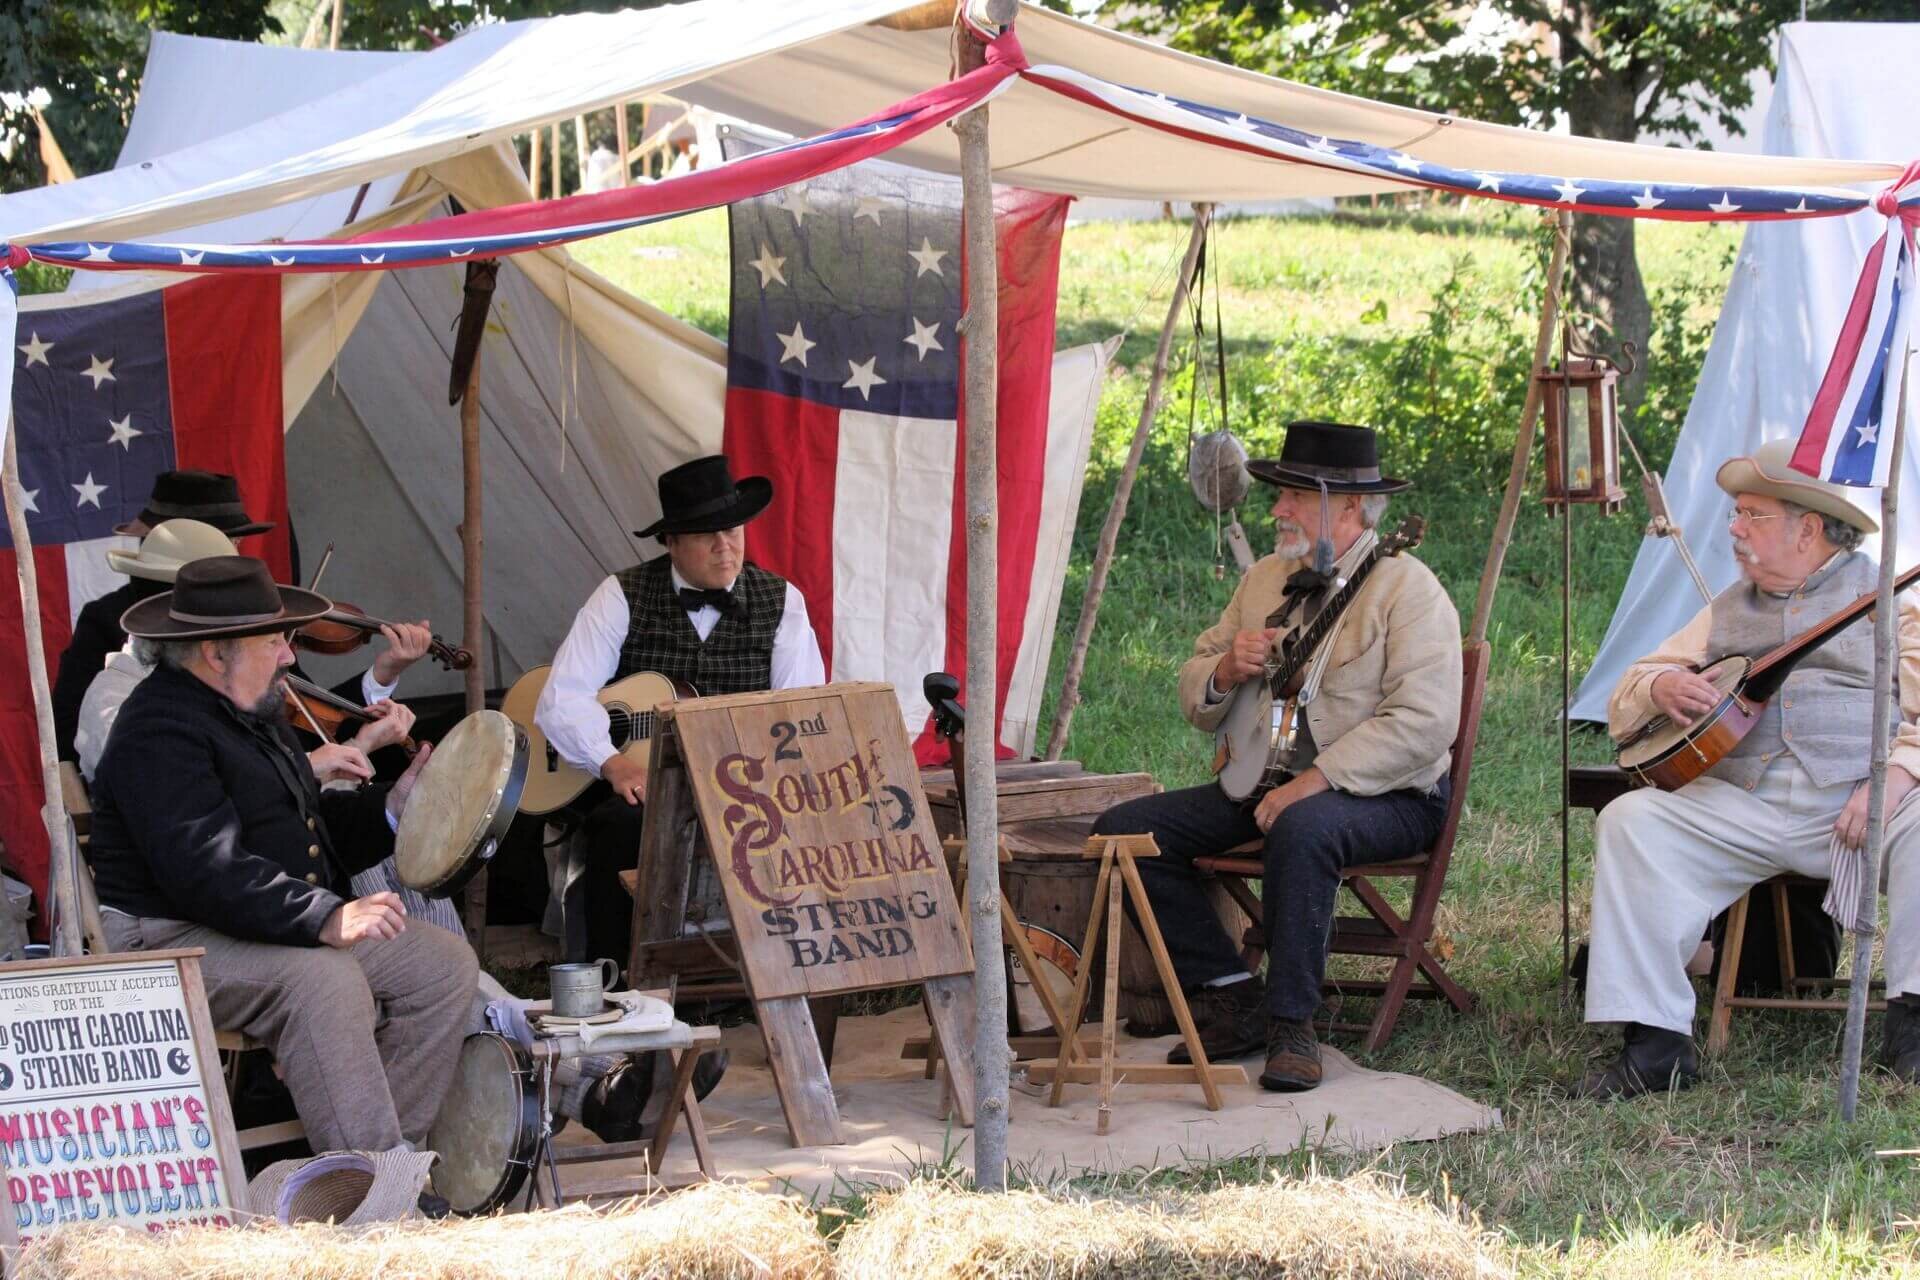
[[1744, 561, 1920, 699]]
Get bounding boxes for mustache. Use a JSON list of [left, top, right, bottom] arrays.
[[1732, 537, 1758, 564]]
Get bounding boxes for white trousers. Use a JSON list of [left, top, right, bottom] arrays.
[[1588, 757, 1920, 1034]]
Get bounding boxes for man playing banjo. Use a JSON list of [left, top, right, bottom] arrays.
[[1092, 422, 1461, 1091], [1589, 439, 1920, 1097], [86, 556, 477, 1175]]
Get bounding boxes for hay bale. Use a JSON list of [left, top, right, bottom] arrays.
[[834, 1175, 1512, 1280], [14, 1183, 831, 1280]]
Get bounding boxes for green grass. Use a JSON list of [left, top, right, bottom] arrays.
[[579, 201, 1920, 1268]]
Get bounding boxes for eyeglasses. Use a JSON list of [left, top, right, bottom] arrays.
[[1726, 506, 1791, 528]]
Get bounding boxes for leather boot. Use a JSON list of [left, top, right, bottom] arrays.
[[1167, 975, 1266, 1064], [1574, 1022, 1700, 1100], [1259, 1018, 1322, 1092], [1880, 996, 1920, 1081]]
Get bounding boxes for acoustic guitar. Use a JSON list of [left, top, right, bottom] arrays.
[[499, 667, 692, 815], [1614, 562, 1920, 790], [1214, 517, 1426, 801]]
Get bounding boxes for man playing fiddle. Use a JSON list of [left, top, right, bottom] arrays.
[[86, 556, 475, 1160], [1589, 440, 1920, 1097]]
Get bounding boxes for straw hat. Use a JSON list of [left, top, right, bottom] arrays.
[[105, 519, 238, 583], [248, 1148, 439, 1227], [1716, 438, 1878, 534]]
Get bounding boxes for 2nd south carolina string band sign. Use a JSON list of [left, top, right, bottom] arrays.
[[676, 683, 973, 1000], [0, 950, 247, 1248]]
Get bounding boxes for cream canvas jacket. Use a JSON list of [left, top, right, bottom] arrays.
[[1179, 550, 1461, 796]]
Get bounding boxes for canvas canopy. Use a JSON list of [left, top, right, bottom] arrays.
[[1572, 21, 1920, 722]]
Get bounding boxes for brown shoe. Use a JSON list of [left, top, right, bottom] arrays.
[[1167, 976, 1267, 1064], [1258, 1018, 1321, 1091]]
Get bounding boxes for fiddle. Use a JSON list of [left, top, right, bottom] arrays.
[[295, 603, 475, 672], [282, 674, 419, 755]]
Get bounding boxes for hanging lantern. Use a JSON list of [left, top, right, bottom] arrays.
[[1537, 336, 1627, 514]]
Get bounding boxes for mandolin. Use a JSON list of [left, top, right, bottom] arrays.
[[1615, 561, 1920, 790], [1214, 517, 1426, 802]]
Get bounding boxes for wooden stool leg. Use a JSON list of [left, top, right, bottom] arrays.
[[1003, 897, 1078, 1062], [648, 1046, 708, 1178], [1770, 878, 1798, 994], [1098, 857, 1123, 1136], [1047, 849, 1116, 1109], [1707, 889, 1753, 1057], [1118, 853, 1223, 1110]]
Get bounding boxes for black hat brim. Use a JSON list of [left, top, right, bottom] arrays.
[[120, 585, 332, 641], [633, 475, 774, 540], [115, 512, 277, 539], [1247, 460, 1412, 495]]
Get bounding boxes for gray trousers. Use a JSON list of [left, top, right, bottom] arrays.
[[103, 912, 477, 1154]]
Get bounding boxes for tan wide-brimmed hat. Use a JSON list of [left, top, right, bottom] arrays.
[[248, 1147, 438, 1227], [1716, 438, 1878, 534], [105, 519, 238, 583]]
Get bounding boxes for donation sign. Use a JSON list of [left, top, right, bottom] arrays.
[[676, 683, 973, 1000], [0, 951, 246, 1247]]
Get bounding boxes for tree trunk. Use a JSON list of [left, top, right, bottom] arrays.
[[1564, 33, 1650, 412]]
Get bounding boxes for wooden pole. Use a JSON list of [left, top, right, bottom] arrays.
[[1468, 209, 1573, 648], [1840, 343, 1909, 1121], [956, 0, 1016, 1193], [614, 103, 631, 188], [550, 123, 562, 200], [458, 340, 488, 959], [2, 431, 81, 957], [1045, 207, 1211, 760], [529, 128, 544, 201], [328, 0, 344, 49], [573, 115, 591, 193]]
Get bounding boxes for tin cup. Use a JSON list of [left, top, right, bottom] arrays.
[[549, 958, 620, 1018]]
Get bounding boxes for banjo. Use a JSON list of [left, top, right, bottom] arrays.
[[1215, 517, 1426, 802], [1616, 561, 1920, 790]]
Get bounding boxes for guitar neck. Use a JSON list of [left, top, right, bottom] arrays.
[[1745, 561, 1920, 696]]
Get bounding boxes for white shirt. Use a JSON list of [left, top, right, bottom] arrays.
[[534, 567, 826, 776]]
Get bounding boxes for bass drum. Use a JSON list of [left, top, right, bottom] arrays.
[[395, 710, 528, 898], [428, 1032, 542, 1215]]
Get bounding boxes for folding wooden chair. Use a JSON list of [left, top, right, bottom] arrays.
[[1193, 641, 1487, 1051], [1705, 872, 1884, 1056]]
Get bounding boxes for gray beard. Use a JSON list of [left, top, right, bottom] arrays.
[[246, 679, 288, 721], [1277, 530, 1311, 559]]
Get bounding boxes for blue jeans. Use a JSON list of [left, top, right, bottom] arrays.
[[1092, 778, 1448, 1022]]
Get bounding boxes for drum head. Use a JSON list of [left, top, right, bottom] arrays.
[[428, 1033, 533, 1214], [396, 710, 522, 893]]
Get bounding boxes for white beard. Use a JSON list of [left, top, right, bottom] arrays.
[[1276, 524, 1311, 559]]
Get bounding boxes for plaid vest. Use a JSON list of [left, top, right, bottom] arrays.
[[614, 557, 787, 696]]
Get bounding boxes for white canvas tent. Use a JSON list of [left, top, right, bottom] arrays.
[[1572, 21, 1920, 722]]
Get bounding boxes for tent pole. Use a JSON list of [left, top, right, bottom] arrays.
[[1045, 205, 1211, 761], [1468, 209, 1572, 648], [328, 0, 343, 50], [614, 103, 631, 188], [956, 0, 1016, 1194], [529, 129, 543, 201], [1840, 341, 1909, 1121], [458, 325, 488, 961], [2, 429, 81, 957], [573, 116, 591, 194]]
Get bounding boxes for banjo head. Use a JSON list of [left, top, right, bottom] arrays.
[[1615, 655, 1750, 770], [395, 710, 526, 895], [428, 1032, 536, 1215]]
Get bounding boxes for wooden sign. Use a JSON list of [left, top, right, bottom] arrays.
[[0, 950, 248, 1249], [658, 682, 978, 1146]]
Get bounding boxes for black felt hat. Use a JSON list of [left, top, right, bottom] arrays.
[[633, 455, 774, 540], [1246, 421, 1411, 495], [120, 555, 331, 641], [115, 470, 275, 538]]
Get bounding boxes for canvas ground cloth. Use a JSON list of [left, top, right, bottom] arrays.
[[549, 1006, 1498, 1198]]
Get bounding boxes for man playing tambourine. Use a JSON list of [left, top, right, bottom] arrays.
[[1590, 440, 1920, 1098]]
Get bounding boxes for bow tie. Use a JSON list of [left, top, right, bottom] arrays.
[[678, 586, 739, 617]]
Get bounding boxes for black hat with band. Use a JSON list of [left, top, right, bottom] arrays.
[[1246, 421, 1411, 495], [116, 469, 276, 538], [633, 455, 774, 540], [120, 556, 331, 641]]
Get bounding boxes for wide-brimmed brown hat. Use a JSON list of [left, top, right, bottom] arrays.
[[1246, 420, 1411, 495], [120, 555, 331, 641], [114, 469, 275, 538], [633, 455, 773, 540], [105, 519, 238, 584], [1717, 438, 1878, 534]]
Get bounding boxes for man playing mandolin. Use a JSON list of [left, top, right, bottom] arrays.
[[1092, 421, 1461, 1091], [1588, 439, 1920, 1097]]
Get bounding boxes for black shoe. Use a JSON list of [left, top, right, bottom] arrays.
[[1258, 1018, 1322, 1092], [1882, 996, 1920, 1081], [580, 1056, 655, 1143], [1168, 976, 1266, 1064], [1574, 1023, 1700, 1100], [416, 1189, 452, 1220]]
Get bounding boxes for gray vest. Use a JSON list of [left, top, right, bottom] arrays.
[[1705, 551, 1882, 791]]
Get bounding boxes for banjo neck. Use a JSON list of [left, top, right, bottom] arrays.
[[1742, 561, 1920, 702], [1263, 515, 1426, 695]]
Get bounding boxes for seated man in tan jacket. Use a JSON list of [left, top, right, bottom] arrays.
[[1094, 421, 1461, 1092]]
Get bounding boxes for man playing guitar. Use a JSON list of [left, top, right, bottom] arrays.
[[1091, 422, 1461, 1092], [1590, 439, 1920, 1098]]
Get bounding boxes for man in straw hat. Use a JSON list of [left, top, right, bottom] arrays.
[[535, 454, 822, 1136], [86, 556, 477, 1160], [1589, 439, 1920, 1097], [1093, 421, 1462, 1092]]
